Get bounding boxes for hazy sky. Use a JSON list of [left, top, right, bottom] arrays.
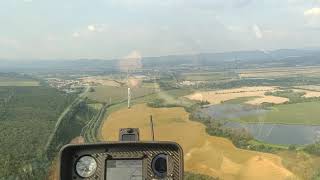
[[0, 0, 320, 60]]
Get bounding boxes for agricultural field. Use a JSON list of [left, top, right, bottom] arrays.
[[239, 66, 320, 78], [0, 76, 39, 86], [185, 86, 289, 105], [293, 89, 320, 98], [142, 82, 159, 89], [84, 85, 155, 103], [294, 85, 320, 91], [100, 104, 295, 180], [79, 76, 123, 87], [186, 85, 320, 125], [181, 72, 237, 81]]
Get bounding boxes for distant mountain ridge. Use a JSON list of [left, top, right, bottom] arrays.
[[1, 49, 320, 72]]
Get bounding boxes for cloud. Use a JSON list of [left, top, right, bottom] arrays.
[[87, 24, 107, 32], [87, 25, 96, 32], [304, 7, 320, 16], [23, 0, 33, 3], [227, 25, 246, 32], [72, 32, 80, 38], [0, 37, 20, 48], [304, 7, 320, 28], [232, 0, 253, 8], [252, 24, 263, 39], [47, 35, 60, 41]]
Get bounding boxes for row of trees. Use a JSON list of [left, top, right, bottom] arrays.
[[195, 76, 320, 90]]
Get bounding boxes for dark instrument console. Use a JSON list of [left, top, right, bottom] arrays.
[[59, 128, 184, 180]]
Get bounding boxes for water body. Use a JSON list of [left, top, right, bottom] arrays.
[[203, 104, 320, 145], [202, 104, 266, 119]]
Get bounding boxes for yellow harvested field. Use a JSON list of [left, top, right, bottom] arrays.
[[303, 91, 320, 98], [80, 76, 122, 87], [185, 86, 289, 105], [245, 96, 288, 105], [293, 89, 320, 98], [100, 104, 295, 180]]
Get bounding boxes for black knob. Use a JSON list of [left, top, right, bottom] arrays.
[[127, 128, 134, 133], [152, 154, 167, 177]]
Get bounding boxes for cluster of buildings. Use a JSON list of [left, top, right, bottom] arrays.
[[46, 78, 90, 93]]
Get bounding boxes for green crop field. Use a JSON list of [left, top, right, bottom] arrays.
[[85, 85, 155, 103], [222, 96, 259, 104], [181, 72, 236, 81], [0, 76, 40, 86], [228, 101, 320, 125], [0, 81, 40, 86]]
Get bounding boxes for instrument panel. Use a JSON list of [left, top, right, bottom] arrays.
[[59, 142, 184, 180]]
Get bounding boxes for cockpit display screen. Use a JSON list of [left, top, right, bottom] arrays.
[[106, 160, 142, 180]]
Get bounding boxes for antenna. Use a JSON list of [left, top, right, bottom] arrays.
[[127, 87, 131, 109], [150, 115, 155, 141], [127, 69, 131, 109]]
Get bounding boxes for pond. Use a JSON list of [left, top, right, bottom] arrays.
[[202, 104, 320, 145]]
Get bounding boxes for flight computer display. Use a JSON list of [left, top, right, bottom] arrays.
[[106, 160, 143, 180]]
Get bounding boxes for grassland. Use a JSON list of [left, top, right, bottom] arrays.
[[101, 104, 295, 180]]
